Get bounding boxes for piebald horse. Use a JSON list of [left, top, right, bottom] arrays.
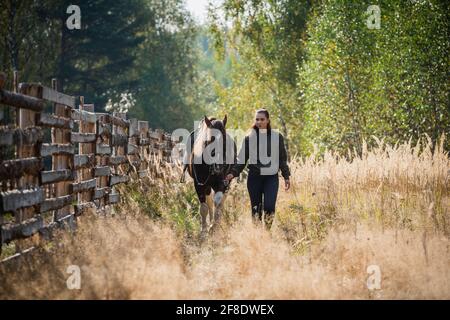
[[181, 115, 236, 237]]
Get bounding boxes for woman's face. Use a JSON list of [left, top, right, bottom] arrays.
[[255, 112, 269, 129]]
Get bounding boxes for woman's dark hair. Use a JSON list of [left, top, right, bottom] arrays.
[[251, 108, 271, 131]]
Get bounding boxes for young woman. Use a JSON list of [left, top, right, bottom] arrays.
[[225, 109, 291, 229]]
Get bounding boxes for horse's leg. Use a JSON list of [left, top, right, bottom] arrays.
[[200, 201, 209, 238], [206, 192, 214, 228], [196, 185, 212, 238], [210, 189, 226, 233]]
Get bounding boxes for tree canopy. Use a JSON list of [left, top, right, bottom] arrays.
[[1, 0, 448, 153]]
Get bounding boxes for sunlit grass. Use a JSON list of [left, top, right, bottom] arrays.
[[1, 136, 448, 299]]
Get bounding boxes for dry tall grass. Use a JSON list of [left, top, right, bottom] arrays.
[[0, 136, 449, 299]]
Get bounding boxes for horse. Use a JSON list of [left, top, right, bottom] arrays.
[[181, 115, 236, 237]]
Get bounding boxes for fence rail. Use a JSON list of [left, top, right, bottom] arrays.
[[0, 72, 177, 261]]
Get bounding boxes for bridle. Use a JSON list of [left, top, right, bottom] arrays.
[[191, 130, 231, 188]]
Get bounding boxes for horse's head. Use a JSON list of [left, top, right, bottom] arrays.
[[193, 115, 228, 170], [203, 114, 227, 148]]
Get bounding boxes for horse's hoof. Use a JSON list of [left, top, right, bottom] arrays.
[[209, 222, 221, 235]]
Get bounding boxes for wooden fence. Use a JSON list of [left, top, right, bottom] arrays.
[[0, 72, 177, 262]]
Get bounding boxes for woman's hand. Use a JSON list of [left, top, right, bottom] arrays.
[[225, 173, 234, 182], [284, 179, 290, 191]]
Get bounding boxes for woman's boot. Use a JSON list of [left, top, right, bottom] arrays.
[[251, 203, 263, 225]]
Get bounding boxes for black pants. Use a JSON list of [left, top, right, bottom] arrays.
[[247, 173, 279, 219]]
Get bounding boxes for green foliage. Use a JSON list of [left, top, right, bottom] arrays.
[[209, 0, 313, 155], [1, 0, 448, 154], [0, 0, 203, 131], [209, 0, 449, 155], [299, 0, 449, 153], [129, 0, 204, 131], [118, 178, 202, 239]]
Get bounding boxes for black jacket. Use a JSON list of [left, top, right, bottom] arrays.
[[230, 128, 290, 180]]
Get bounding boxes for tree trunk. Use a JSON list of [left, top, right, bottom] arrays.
[[57, 16, 68, 92], [345, 68, 361, 154], [7, 0, 19, 71]]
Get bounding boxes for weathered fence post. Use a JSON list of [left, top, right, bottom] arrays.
[[138, 121, 149, 178], [51, 79, 73, 221], [156, 129, 164, 161], [74, 99, 96, 216], [95, 113, 112, 212], [111, 112, 128, 178], [17, 84, 41, 223], [127, 118, 139, 175], [107, 112, 129, 205], [16, 82, 42, 251]]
